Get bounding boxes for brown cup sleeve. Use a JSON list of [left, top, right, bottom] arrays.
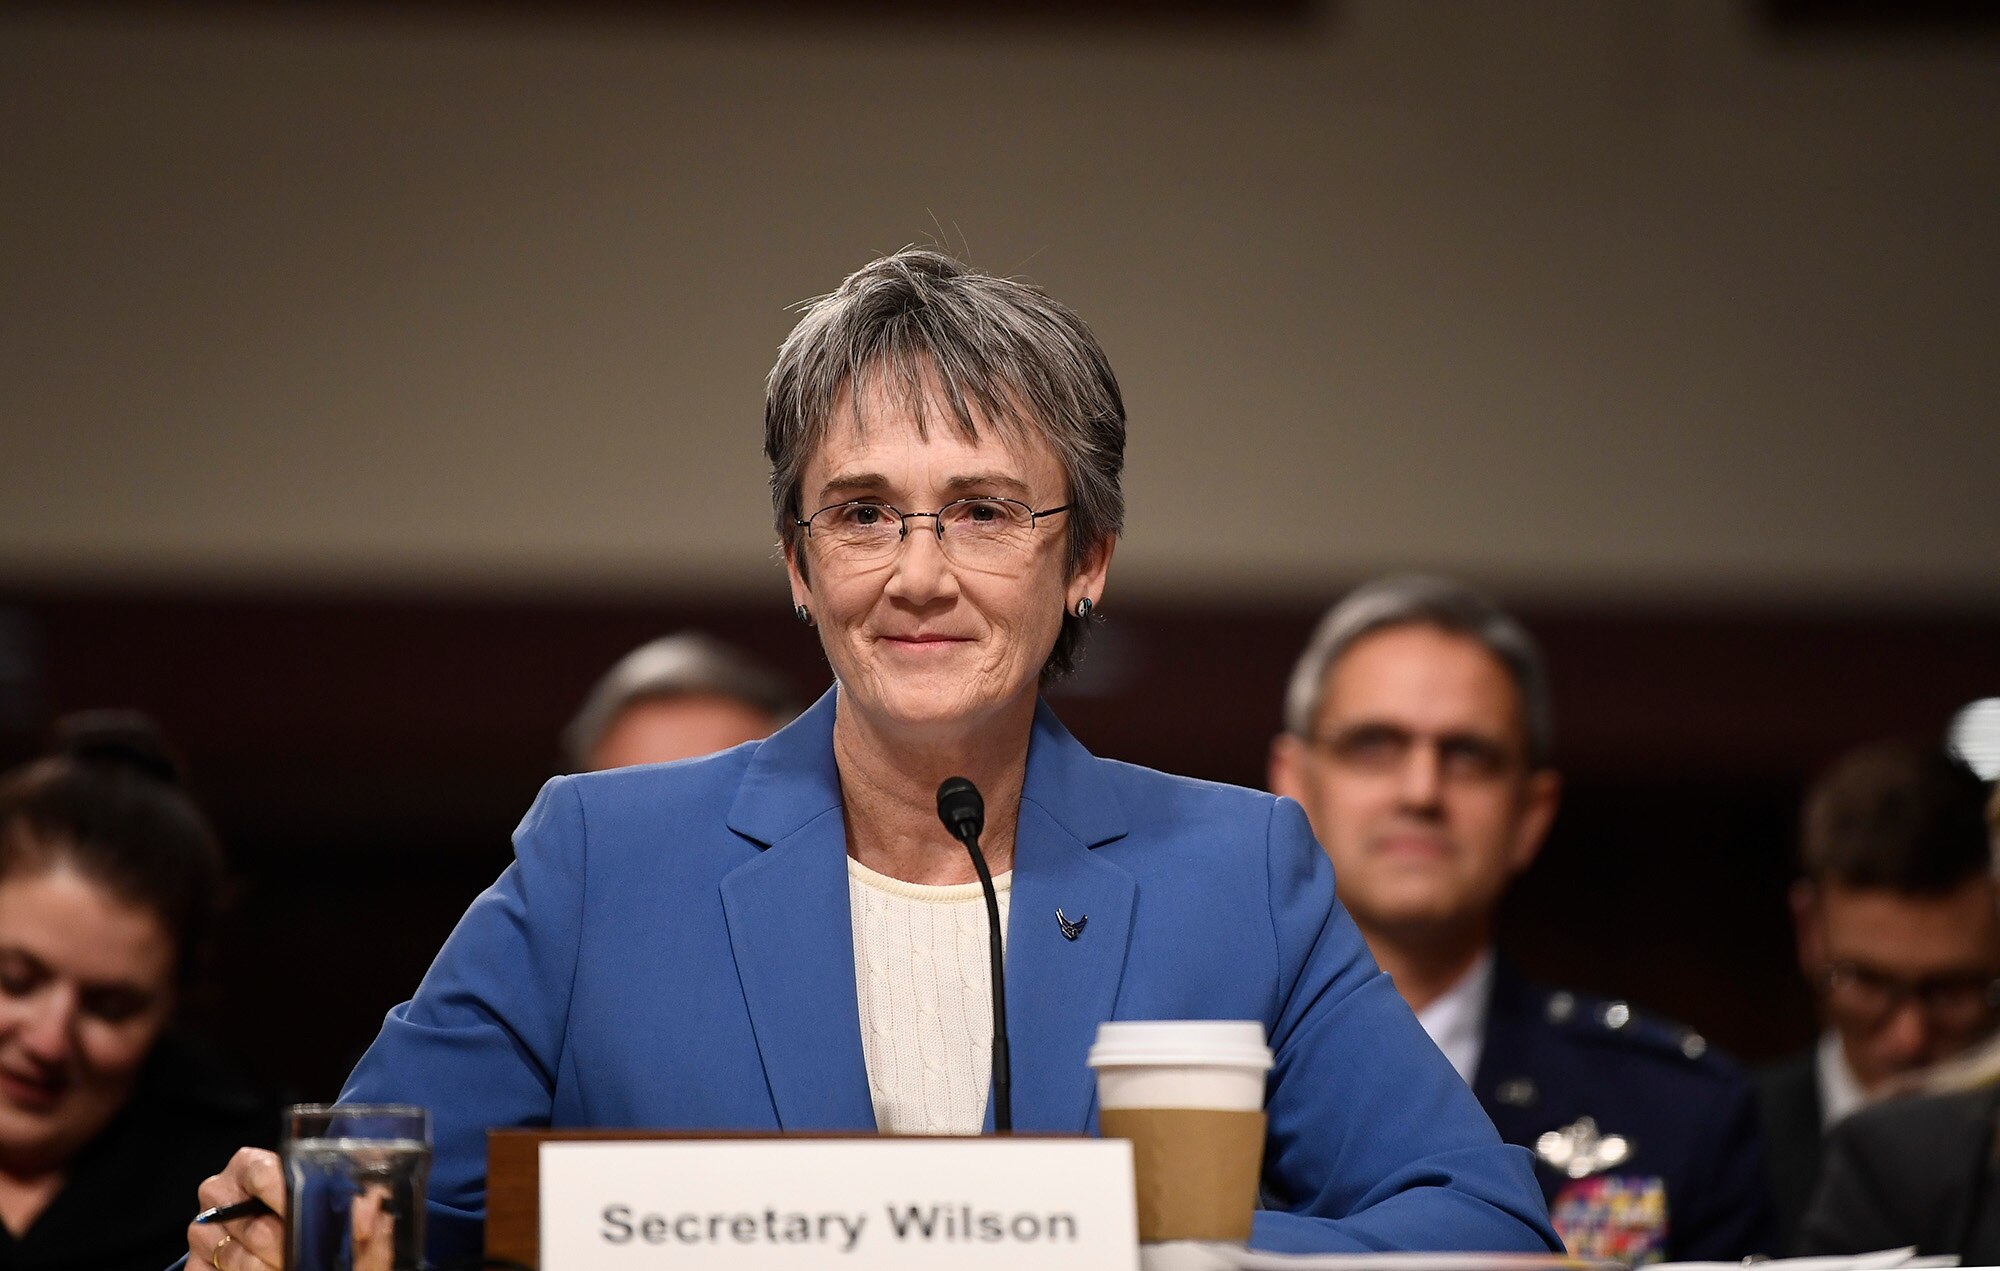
[[1100, 1107, 1267, 1243]]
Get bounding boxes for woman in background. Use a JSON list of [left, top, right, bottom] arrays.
[[0, 713, 276, 1270]]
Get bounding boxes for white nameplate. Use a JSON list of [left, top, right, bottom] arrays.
[[539, 1137, 1137, 1269]]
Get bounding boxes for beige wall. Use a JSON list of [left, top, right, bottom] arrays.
[[3, 1, 1996, 604]]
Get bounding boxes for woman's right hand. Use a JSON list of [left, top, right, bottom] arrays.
[[188, 1146, 286, 1270]]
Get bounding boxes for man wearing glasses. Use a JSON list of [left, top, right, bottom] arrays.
[[1759, 739, 1999, 1250], [1270, 574, 1775, 1263]]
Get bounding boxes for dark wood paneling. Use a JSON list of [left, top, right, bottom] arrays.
[[1, 583, 1993, 1096]]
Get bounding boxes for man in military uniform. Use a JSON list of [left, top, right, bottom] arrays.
[[1758, 739, 1999, 1251], [1270, 574, 1775, 1262]]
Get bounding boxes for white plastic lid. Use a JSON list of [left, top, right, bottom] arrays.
[[1086, 1020, 1274, 1071]]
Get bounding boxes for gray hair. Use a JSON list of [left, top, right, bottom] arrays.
[[562, 633, 799, 770], [1282, 574, 1555, 768], [764, 248, 1126, 680]]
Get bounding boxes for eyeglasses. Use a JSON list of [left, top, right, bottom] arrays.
[[795, 498, 1070, 572], [1818, 960, 2000, 1033], [1304, 723, 1521, 784]]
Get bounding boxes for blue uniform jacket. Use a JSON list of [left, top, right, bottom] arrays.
[[1475, 963, 1776, 1261], [340, 691, 1559, 1259]]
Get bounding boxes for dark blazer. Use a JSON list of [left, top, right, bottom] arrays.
[[340, 691, 1561, 1260], [1474, 964, 1778, 1262], [1798, 1084, 2000, 1261], [1755, 1047, 1825, 1252]]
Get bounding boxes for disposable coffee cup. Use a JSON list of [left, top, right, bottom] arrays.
[[1088, 1020, 1273, 1244]]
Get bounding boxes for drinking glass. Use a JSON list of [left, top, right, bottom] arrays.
[[284, 1103, 431, 1271]]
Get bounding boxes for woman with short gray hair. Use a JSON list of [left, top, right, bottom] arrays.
[[765, 249, 1125, 680], [191, 249, 1557, 1267]]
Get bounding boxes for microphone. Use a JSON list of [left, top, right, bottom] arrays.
[[936, 776, 983, 843], [936, 776, 1012, 1134]]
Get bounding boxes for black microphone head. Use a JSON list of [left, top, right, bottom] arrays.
[[936, 776, 984, 844]]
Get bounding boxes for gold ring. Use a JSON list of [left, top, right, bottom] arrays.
[[213, 1232, 236, 1267]]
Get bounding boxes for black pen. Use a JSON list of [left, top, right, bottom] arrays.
[[193, 1197, 276, 1224]]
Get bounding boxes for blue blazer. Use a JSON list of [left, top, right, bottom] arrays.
[[341, 691, 1559, 1258]]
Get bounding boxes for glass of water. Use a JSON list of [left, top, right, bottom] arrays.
[[284, 1103, 431, 1271]]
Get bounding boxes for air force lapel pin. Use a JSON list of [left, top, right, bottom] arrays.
[[1056, 908, 1088, 941]]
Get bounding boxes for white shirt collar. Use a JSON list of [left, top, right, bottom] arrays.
[[1415, 949, 1496, 1085], [1816, 1029, 1870, 1128]]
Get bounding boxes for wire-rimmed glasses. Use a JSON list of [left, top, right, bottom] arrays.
[[794, 497, 1070, 572]]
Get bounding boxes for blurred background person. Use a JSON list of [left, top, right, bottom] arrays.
[[562, 632, 801, 771], [1793, 780, 2000, 1260], [1758, 739, 1999, 1250], [1270, 574, 1774, 1262], [0, 712, 276, 1270]]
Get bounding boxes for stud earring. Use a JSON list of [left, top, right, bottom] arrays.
[[793, 604, 813, 627], [1074, 597, 1094, 619]]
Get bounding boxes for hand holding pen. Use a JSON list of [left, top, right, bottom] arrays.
[[187, 1146, 285, 1270]]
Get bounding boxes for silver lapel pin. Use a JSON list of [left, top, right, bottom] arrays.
[[1056, 908, 1088, 941], [1535, 1116, 1633, 1179]]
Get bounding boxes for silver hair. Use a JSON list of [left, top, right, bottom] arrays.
[[562, 633, 799, 770], [764, 248, 1125, 680], [1282, 574, 1555, 768]]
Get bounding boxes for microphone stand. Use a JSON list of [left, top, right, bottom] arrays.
[[937, 778, 1012, 1133]]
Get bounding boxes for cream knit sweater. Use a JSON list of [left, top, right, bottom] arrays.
[[847, 855, 1013, 1136]]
